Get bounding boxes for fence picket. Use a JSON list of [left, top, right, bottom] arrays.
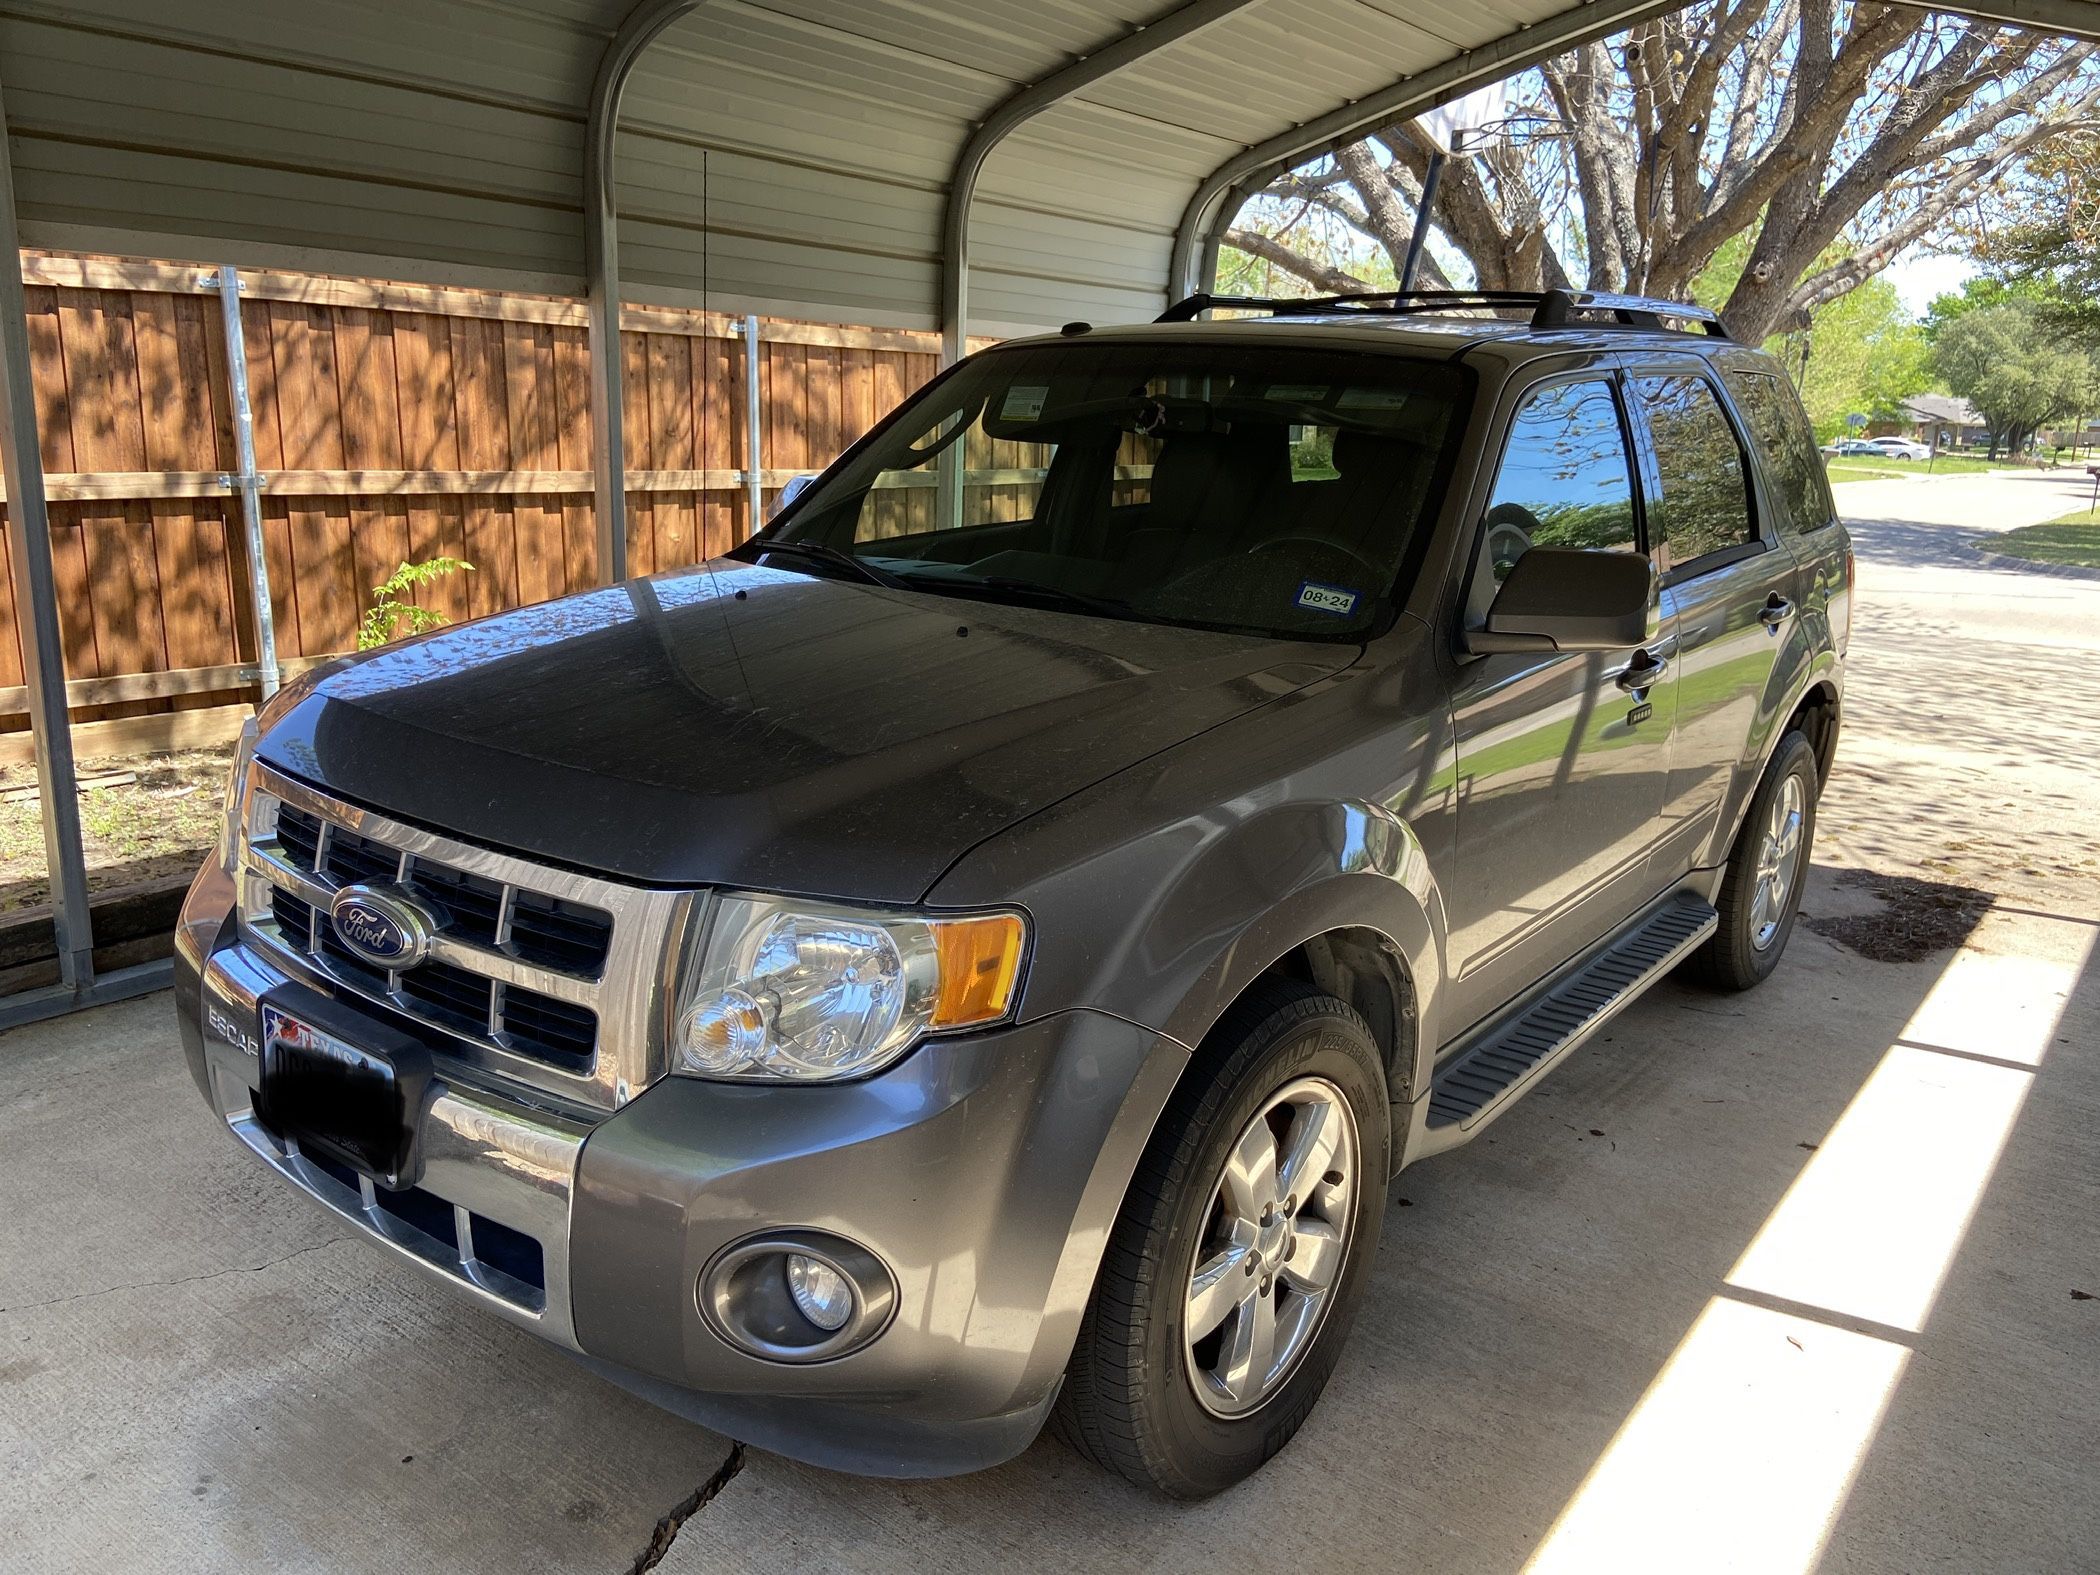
[[2, 251, 950, 746]]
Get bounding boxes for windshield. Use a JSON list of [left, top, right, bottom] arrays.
[[743, 338, 1470, 641]]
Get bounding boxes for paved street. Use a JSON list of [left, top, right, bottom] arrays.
[[3, 470, 2095, 1573]]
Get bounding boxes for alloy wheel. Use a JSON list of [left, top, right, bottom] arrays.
[[1183, 1076, 1358, 1418], [1750, 774, 1807, 950]]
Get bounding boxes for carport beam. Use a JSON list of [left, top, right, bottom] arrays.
[[0, 78, 96, 994], [586, 0, 704, 583], [937, 0, 1263, 366]]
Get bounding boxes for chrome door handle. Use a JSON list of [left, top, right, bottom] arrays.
[[1616, 650, 1670, 692], [1759, 595, 1793, 628]]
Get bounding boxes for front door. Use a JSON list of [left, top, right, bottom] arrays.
[[1445, 372, 1676, 1034]]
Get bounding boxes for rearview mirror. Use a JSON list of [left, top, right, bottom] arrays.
[[770, 473, 817, 520], [1468, 548, 1656, 654]]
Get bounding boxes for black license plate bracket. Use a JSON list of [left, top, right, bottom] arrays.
[[254, 985, 436, 1190]]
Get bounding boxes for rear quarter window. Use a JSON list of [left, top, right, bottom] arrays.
[[1722, 369, 1837, 538]]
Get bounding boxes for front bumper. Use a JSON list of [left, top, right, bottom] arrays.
[[175, 862, 1186, 1476]]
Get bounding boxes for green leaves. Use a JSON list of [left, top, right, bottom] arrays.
[[356, 557, 474, 651], [1933, 300, 2095, 454]]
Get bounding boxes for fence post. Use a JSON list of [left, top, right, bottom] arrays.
[[742, 313, 763, 531], [207, 265, 278, 702]]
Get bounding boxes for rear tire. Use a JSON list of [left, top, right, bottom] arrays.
[[1054, 981, 1389, 1497], [1687, 730, 1819, 991]]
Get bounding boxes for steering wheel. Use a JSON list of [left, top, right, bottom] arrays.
[[1480, 503, 1540, 581], [1246, 534, 1385, 586]]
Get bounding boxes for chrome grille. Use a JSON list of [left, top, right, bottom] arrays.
[[273, 803, 615, 977], [237, 762, 690, 1111]]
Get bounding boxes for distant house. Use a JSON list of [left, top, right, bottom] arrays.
[[1899, 393, 1988, 450]]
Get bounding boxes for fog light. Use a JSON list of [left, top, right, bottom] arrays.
[[699, 1231, 898, 1363], [784, 1253, 853, 1331]]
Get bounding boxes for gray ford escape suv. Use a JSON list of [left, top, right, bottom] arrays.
[[173, 288, 1849, 1498]]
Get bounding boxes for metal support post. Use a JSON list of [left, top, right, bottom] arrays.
[[207, 266, 278, 701], [938, 0, 1261, 366], [587, 0, 703, 584], [742, 312, 763, 530], [1398, 151, 1445, 292], [0, 80, 95, 993]]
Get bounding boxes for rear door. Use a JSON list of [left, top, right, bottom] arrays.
[[1444, 368, 1676, 1032], [1719, 363, 1852, 661], [1622, 358, 1797, 866]]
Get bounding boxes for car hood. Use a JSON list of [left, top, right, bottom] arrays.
[[258, 562, 1354, 901]]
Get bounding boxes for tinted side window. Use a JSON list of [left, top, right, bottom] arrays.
[[1632, 374, 1755, 573], [1723, 368, 1837, 537], [1465, 378, 1639, 627]]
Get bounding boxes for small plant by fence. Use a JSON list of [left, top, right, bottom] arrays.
[[358, 557, 475, 650], [0, 252, 954, 761]]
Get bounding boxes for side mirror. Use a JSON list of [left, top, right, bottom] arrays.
[[1468, 547, 1657, 654], [769, 473, 817, 520]]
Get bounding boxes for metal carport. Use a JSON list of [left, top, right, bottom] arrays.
[[1, 0, 2093, 1024]]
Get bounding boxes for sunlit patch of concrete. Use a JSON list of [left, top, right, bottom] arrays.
[[1523, 910, 2093, 1574]]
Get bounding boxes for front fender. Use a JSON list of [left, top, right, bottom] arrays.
[[1144, 806, 1443, 1059], [930, 638, 1455, 1173]]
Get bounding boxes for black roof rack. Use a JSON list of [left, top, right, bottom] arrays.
[[1155, 287, 1729, 339]]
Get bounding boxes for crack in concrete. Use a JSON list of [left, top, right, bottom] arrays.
[[0, 1237, 349, 1316], [626, 1442, 746, 1574]]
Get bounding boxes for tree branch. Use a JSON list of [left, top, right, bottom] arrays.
[[1718, 0, 1796, 192], [1785, 90, 2100, 317], [1221, 228, 1375, 293], [1675, 0, 1917, 280]]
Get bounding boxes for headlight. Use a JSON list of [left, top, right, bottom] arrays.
[[217, 716, 259, 874], [674, 894, 1027, 1082]]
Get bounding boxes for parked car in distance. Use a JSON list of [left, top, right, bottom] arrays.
[[1863, 436, 1932, 461], [1824, 437, 1879, 455], [173, 287, 1850, 1499]]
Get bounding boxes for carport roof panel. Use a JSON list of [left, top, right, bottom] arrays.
[[2, 0, 1649, 330]]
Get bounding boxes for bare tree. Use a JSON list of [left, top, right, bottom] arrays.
[[1225, 2, 2099, 343]]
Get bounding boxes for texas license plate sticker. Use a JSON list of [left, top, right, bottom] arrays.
[[263, 1006, 390, 1080], [1296, 580, 1359, 616]]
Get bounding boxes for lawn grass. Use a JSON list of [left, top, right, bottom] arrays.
[[1824, 453, 1998, 482], [1982, 514, 2100, 569]]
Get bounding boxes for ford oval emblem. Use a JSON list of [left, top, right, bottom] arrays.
[[328, 883, 435, 970]]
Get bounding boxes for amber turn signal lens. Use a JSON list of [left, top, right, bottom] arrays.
[[928, 913, 1026, 1028]]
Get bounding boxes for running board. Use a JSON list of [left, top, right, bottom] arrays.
[[1419, 893, 1718, 1155]]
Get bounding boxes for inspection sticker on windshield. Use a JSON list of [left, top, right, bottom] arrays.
[[1000, 385, 1050, 421], [1295, 581, 1359, 616], [1338, 387, 1411, 410]]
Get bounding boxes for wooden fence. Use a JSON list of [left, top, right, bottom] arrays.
[[0, 253, 950, 759]]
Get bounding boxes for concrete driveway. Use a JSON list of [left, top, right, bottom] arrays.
[[4, 472, 2096, 1574]]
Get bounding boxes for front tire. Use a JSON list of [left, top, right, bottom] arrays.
[[1054, 982, 1389, 1497], [1688, 729, 1819, 991]]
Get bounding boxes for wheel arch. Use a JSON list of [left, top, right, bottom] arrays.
[[1785, 677, 1841, 784], [1704, 659, 1842, 868], [1240, 927, 1421, 1108], [1147, 869, 1443, 1185]]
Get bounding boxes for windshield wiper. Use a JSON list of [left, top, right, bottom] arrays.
[[902, 572, 1138, 621], [746, 538, 912, 591]]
